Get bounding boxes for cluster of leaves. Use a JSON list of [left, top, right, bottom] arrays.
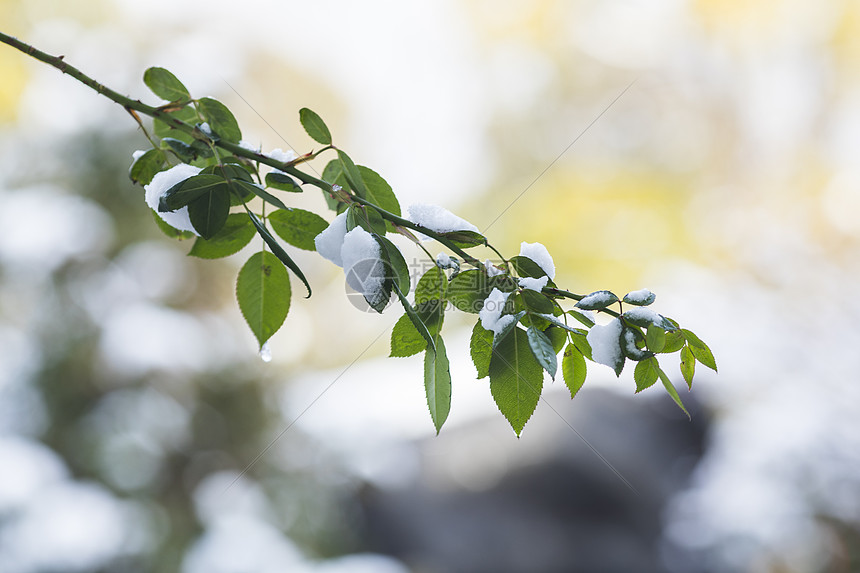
[[125, 66, 716, 436]]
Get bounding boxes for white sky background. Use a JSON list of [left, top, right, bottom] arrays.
[[2, 0, 860, 571]]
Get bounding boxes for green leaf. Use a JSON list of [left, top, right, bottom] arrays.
[[337, 150, 368, 198], [229, 180, 288, 210], [448, 270, 490, 314], [247, 211, 312, 298], [509, 255, 547, 279], [680, 345, 695, 388], [143, 67, 190, 102], [527, 326, 557, 379], [357, 165, 400, 217], [197, 97, 242, 143], [568, 309, 595, 328], [424, 337, 452, 434], [646, 324, 666, 353], [657, 367, 691, 420], [634, 356, 660, 392], [188, 213, 255, 259], [321, 160, 348, 210], [299, 107, 332, 145], [269, 208, 329, 251], [569, 329, 593, 361], [439, 230, 486, 249], [659, 330, 686, 353], [547, 326, 567, 355], [187, 184, 230, 239], [376, 236, 410, 294], [414, 266, 447, 305], [489, 327, 543, 436], [162, 137, 196, 162], [393, 282, 435, 353], [129, 149, 166, 185], [152, 209, 195, 240], [390, 312, 426, 358], [470, 321, 494, 378], [265, 172, 303, 193], [562, 344, 586, 399], [520, 289, 554, 314], [159, 174, 227, 212], [575, 290, 619, 311], [346, 203, 386, 235], [623, 289, 656, 306], [236, 251, 291, 348], [682, 329, 717, 372], [154, 105, 198, 142]]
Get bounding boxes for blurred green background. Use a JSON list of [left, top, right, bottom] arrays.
[[2, 1, 860, 572]]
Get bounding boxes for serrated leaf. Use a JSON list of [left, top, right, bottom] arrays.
[[160, 174, 227, 212], [393, 282, 435, 353], [268, 208, 329, 251], [547, 326, 567, 354], [659, 330, 686, 353], [187, 185, 230, 239], [143, 67, 190, 102], [390, 313, 426, 358], [247, 211, 312, 298], [490, 327, 543, 436], [236, 251, 291, 348], [682, 329, 717, 372], [448, 270, 491, 314], [151, 209, 195, 240], [562, 344, 586, 399], [129, 149, 166, 185], [657, 367, 691, 420], [414, 266, 447, 305], [188, 212, 255, 259], [576, 290, 619, 311], [424, 337, 452, 434], [646, 324, 666, 353], [337, 150, 368, 198], [470, 321, 494, 378], [197, 97, 242, 143], [634, 356, 660, 392], [357, 165, 400, 217], [569, 329, 593, 361], [680, 345, 695, 388], [376, 236, 410, 294], [527, 326, 557, 379], [299, 107, 332, 145], [265, 172, 303, 193]]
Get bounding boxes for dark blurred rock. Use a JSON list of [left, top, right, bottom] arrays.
[[358, 388, 709, 573]]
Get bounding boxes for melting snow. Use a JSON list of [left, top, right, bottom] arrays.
[[314, 212, 349, 267], [405, 203, 479, 233], [341, 227, 387, 307], [144, 164, 202, 235], [484, 260, 505, 277], [518, 242, 555, 279], [518, 276, 548, 292], [587, 318, 623, 369], [479, 288, 512, 335]]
